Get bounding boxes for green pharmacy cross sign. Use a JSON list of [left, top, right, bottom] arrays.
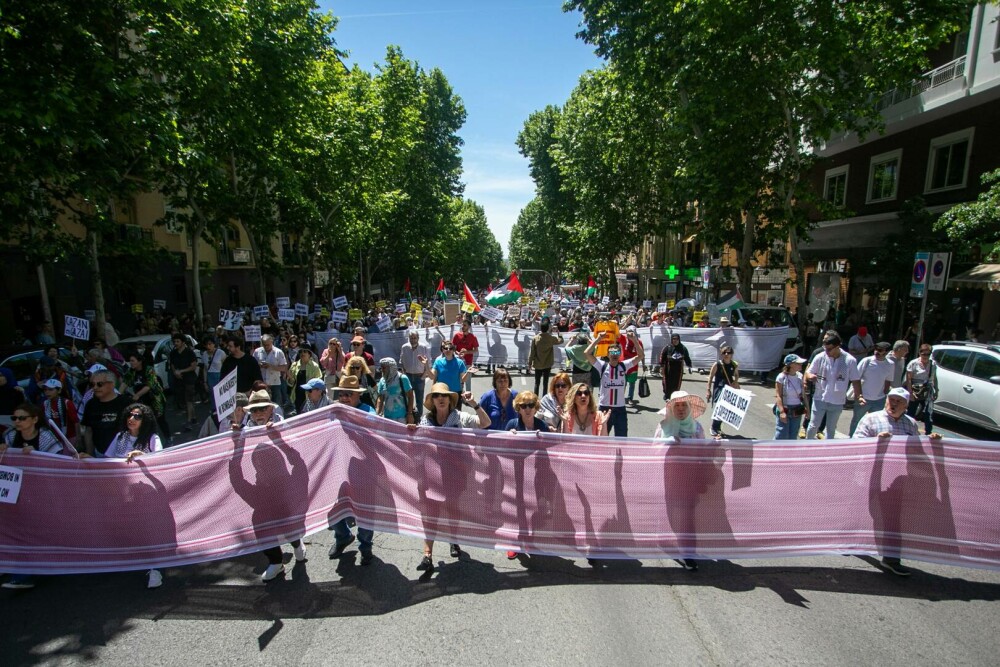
[[663, 265, 680, 279], [683, 267, 701, 281]]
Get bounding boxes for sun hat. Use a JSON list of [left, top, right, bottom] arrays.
[[423, 382, 459, 411], [887, 387, 910, 402], [719, 317, 731, 326], [41, 378, 63, 390], [245, 389, 277, 410], [658, 390, 707, 418], [300, 377, 326, 392], [333, 375, 367, 394], [86, 363, 108, 374], [783, 353, 807, 366]]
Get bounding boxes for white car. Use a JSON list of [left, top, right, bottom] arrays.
[[117, 334, 200, 391], [931, 342, 1000, 433]]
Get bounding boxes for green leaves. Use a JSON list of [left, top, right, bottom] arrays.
[[935, 169, 1000, 262]]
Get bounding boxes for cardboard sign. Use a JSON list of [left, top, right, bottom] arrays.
[[131, 304, 144, 314], [0, 465, 23, 504], [277, 308, 296, 322], [64, 315, 90, 341], [657, 302, 668, 313], [349, 308, 363, 322], [329, 310, 348, 324], [153, 299, 166, 310], [642, 300, 652, 309], [243, 325, 261, 342], [376, 315, 392, 332], [294, 302, 309, 317], [395, 303, 408, 314], [710, 386, 753, 430], [213, 368, 239, 421], [461, 301, 476, 314], [376, 300, 387, 309], [333, 296, 349, 309], [481, 305, 503, 322], [253, 305, 270, 320], [276, 297, 290, 309]]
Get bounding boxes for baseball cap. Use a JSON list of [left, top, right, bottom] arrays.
[[887, 387, 910, 402], [41, 378, 63, 390], [783, 353, 807, 365]]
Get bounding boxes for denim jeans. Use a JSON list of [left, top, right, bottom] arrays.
[[806, 399, 844, 439], [774, 412, 803, 440], [206, 371, 221, 391], [533, 368, 552, 396], [407, 373, 425, 415], [603, 405, 629, 437], [269, 383, 288, 409], [849, 396, 886, 436], [333, 518, 374, 554]]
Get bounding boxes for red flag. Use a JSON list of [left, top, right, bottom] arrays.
[[436, 278, 447, 299], [462, 282, 481, 312], [403, 277, 411, 295]]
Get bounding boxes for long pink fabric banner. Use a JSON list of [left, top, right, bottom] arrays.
[[1, 405, 999, 575]]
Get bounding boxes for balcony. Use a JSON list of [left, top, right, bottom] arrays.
[[875, 56, 967, 112]]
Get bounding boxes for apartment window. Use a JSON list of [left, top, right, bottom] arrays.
[[926, 128, 973, 192], [823, 165, 849, 207], [867, 149, 902, 203]]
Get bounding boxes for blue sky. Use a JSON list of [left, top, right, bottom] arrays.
[[318, 1, 603, 256]]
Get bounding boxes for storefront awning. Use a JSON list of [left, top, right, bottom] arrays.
[[949, 264, 1000, 291]]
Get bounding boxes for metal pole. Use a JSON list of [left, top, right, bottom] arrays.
[[916, 274, 929, 350]]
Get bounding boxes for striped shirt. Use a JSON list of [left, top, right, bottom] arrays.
[[596, 358, 639, 408], [852, 410, 919, 438]]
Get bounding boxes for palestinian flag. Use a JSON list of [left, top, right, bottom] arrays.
[[462, 282, 481, 312], [403, 277, 411, 300], [586, 276, 597, 298], [436, 278, 448, 300], [486, 272, 524, 305], [717, 288, 745, 312]]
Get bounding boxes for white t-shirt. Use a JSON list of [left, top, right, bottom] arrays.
[[203, 348, 226, 374], [775, 371, 804, 407], [253, 346, 287, 386], [807, 351, 860, 403], [595, 358, 639, 408], [856, 355, 895, 400]]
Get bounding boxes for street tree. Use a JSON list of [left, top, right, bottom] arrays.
[[935, 169, 1000, 262]]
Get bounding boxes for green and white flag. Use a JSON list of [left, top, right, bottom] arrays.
[[717, 289, 745, 312]]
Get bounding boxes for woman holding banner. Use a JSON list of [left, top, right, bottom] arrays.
[[560, 383, 610, 436], [706, 346, 740, 438]]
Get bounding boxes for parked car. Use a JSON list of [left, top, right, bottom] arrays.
[[117, 334, 200, 391], [706, 304, 804, 359], [0, 345, 79, 390], [931, 341, 1000, 433]]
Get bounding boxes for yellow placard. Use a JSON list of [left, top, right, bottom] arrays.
[[594, 321, 620, 358], [538, 300, 547, 310], [461, 301, 476, 314], [375, 300, 387, 308], [131, 304, 144, 314], [349, 308, 363, 321], [519, 296, 530, 305], [692, 310, 708, 322], [666, 300, 675, 309], [410, 301, 420, 312], [320, 307, 330, 317]]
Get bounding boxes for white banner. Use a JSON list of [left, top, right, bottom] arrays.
[[310, 324, 789, 371], [213, 368, 239, 421], [710, 386, 753, 430], [0, 466, 23, 505], [277, 308, 296, 322], [64, 315, 90, 341], [243, 325, 261, 342], [276, 297, 290, 309]]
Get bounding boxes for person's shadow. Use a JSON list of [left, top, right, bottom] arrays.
[[326, 427, 400, 542], [487, 328, 508, 368], [513, 329, 532, 370], [869, 436, 955, 567], [228, 429, 310, 556], [663, 440, 736, 560]]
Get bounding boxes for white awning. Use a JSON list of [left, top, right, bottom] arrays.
[[949, 264, 1000, 291]]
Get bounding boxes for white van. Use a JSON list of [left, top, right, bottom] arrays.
[[705, 304, 803, 361]]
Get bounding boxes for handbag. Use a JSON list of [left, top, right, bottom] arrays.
[[638, 375, 650, 398]]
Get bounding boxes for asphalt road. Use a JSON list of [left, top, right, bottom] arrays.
[[3, 369, 999, 666]]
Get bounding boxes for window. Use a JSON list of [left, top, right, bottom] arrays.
[[867, 149, 902, 203], [823, 165, 849, 207], [935, 349, 972, 373], [970, 353, 1000, 381], [926, 128, 973, 192]]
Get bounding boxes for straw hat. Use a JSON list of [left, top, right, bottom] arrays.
[[657, 390, 707, 418], [423, 382, 459, 411], [333, 375, 367, 394], [245, 389, 277, 410]]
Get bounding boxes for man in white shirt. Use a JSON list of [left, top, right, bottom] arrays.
[[889, 340, 910, 388], [584, 333, 639, 437], [847, 326, 874, 358], [848, 341, 895, 436], [805, 331, 862, 440], [399, 329, 430, 411], [253, 334, 289, 409]]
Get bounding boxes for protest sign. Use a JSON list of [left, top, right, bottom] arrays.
[[461, 301, 476, 314], [315, 303, 323, 313], [64, 316, 90, 341], [376, 315, 392, 332], [395, 303, 407, 314], [563, 299, 580, 309], [519, 306, 530, 320], [692, 310, 708, 323], [666, 300, 676, 309], [277, 308, 296, 322], [480, 305, 503, 322], [243, 325, 261, 342], [519, 296, 530, 305], [213, 368, 239, 421], [348, 308, 363, 321], [584, 303, 596, 312], [131, 304, 144, 314], [657, 302, 668, 314], [329, 310, 348, 324], [295, 303, 309, 317], [642, 300, 652, 309], [333, 296, 349, 309], [376, 300, 387, 309], [601, 295, 610, 305], [0, 466, 23, 505], [153, 299, 166, 310], [276, 297, 290, 309], [421, 311, 433, 325], [710, 386, 753, 430], [253, 305, 270, 320]]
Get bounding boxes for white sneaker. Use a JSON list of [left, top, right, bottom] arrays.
[[261, 563, 284, 581], [293, 545, 307, 562], [147, 569, 163, 589]]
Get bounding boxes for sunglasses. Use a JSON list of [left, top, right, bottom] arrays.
[[430, 393, 449, 400], [351, 343, 362, 347], [90, 381, 108, 388], [127, 412, 144, 421], [442, 346, 454, 351], [575, 390, 591, 397], [554, 383, 568, 390], [519, 402, 537, 410], [11, 415, 31, 422], [722, 351, 733, 355]]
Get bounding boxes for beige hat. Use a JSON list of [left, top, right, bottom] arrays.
[[423, 382, 459, 411], [245, 389, 277, 410], [333, 375, 367, 394], [657, 390, 707, 418], [719, 317, 731, 326]]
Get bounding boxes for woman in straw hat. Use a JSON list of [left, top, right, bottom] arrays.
[[406, 382, 489, 573], [653, 391, 707, 441]]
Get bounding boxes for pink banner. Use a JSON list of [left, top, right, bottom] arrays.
[[1, 405, 999, 574]]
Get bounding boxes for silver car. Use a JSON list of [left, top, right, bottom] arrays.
[[931, 342, 1000, 433]]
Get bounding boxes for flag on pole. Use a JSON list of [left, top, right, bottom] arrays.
[[586, 276, 597, 298], [485, 272, 524, 305], [716, 288, 745, 312], [403, 277, 411, 299], [436, 278, 448, 300], [462, 282, 481, 312]]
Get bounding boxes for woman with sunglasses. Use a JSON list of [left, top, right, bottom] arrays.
[[345, 356, 377, 408], [905, 344, 938, 435], [505, 391, 550, 432], [539, 372, 572, 432], [320, 337, 346, 392], [560, 383, 610, 436], [124, 351, 170, 444], [706, 346, 739, 438], [479, 367, 518, 430]]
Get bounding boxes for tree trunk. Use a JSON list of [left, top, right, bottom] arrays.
[[788, 226, 807, 339], [607, 255, 617, 300], [187, 199, 208, 323], [89, 227, 107, 344], [737, 209, 756, 300]]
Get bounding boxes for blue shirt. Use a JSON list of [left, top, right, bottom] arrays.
[[432, 356, 467, 393], [479, 388, 518, 430], [355, 402, 376, 414], [504, 417, 550, 432]]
